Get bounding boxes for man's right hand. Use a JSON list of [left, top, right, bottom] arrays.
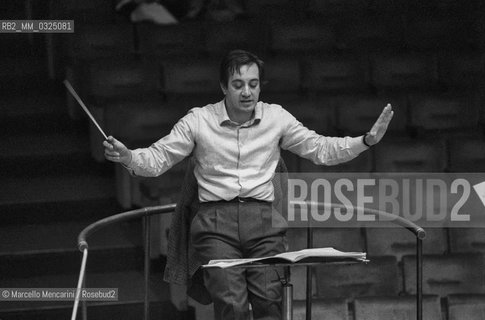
[[103, 136, 132, 166]]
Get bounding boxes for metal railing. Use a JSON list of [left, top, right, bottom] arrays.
[[72, 202, 425, 320]]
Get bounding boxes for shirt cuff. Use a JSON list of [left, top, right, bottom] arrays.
[[121, 150, 136, 175], [348, 136, 369, 155]]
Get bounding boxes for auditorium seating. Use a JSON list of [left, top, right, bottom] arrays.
[[313, 228, 365, 252], [268, 21, 336, 56], [370, 53, 439, 91], [50, 0, 118, 23], [64, 22, 138, 119], [135, 22, 206, 58], [447, 293, 485, 320], [404, 14, 475, 50], [335, 15, 404, 53], [402, 253, 485, 296], [309, 0, 370, 17], [334, 94, 408, 136], [408, 92, 480, 136], [315, 255, 400, 298], [204, 20, 267, 57], [66, 24, 136, 62], [3, 0, 485, 319], [365, 227, 448, 260], [374, 138, 447, 172], [290, 266, 317, 301], [261, 58, 302, 94], [293, 298, 349, 320], [447, 137, 485, 172], [85, 59, 160, 101], [449, 228, 485, 254], [159, 57, 220, 99], [302, 54, 370, 93], [353, 295, 442, 320]]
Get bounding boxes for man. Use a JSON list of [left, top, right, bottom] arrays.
[[104, 50, 393, 319]]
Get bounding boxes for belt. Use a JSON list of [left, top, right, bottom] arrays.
[[229, 196, 270, 203], [202, 197, 271, 204]]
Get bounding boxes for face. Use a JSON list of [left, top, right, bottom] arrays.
[[221, 63, 261, 122]]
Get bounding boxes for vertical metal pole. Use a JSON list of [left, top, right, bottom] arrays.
[[282, 282, 293, 320], [144, 215, 151, 320], [417, 238, 423, 320], [82, 276, 87, 320], [305, 227, 313, 320]]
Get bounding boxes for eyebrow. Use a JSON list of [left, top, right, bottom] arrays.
[[231, 79, 259, 83]]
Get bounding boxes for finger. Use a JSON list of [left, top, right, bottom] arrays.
[[377, 104, 392, 121], [103, 140, 114, 149], [104, 154, 121, 162], [105, 152, 121, 157]]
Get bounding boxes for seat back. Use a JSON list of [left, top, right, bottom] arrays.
[[315, 255, 400, 298], [353, 295, 442, 320], [366, 227, 448, 261], [293, 298, 349, 320], [447, 294, 485, 320], [402, 253, 485, 296]]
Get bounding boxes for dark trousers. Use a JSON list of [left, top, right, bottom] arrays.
[[190, 201, 288, 320]]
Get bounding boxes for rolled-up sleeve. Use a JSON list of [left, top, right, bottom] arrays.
[[124, 111, 197, 177], [279, 109, 368, 166]]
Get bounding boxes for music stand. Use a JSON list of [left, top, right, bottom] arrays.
[[202, 253, 368, 320]]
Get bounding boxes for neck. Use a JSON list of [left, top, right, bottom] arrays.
[[225, 101, 253, 124]]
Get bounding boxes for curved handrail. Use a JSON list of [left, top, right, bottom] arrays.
[[299, 201, 426, 239], [73, 201, 425, 320], [77, 204, 176, 251], [72, 203, 176, 320]]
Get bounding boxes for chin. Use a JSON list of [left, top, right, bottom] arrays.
[[240, 102, 256, 109]]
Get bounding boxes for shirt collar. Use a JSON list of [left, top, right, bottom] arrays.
[[217, 100, 262, 126]]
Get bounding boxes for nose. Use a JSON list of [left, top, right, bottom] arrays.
[[242, 85, 250, 97]]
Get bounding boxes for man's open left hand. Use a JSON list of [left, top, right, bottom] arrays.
[[365, 104, 394, 146]]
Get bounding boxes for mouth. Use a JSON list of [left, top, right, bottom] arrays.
[[241, 100, 253, 104]]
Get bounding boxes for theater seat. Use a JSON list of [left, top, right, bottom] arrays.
[[67, 24, 135, 61], [313, 228, 365, 252], [447, 294, 485, 320], [353, 295, 442, 320], [366, 227, 448, 261], [136, 22, 205, 58], [405, 15, 474, 50], [269, 21, 336, 55], [408, 93, 480, 136], [438, 52, 485, 89], [293, 298, 349, 320], [262, 59, 302, 94], [290, 265, 317, 301], [402, 253, 485, 296], [335, 15, 404, 52], [302, 54, 369, 93], [204, 20, 266, 57], [370, 53, 439, 91], [374, 138, 447, 172], [449, 228, 485, 253], [160, 58, 220, 99], [447, 137, 485, 172], [335, 94, 408, 136], [315, 255, 400, 298], [87, 59, 160, 101], [309, 0, 369, 17]]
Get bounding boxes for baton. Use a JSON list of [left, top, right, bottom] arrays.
[[63, 80, 108, 140]]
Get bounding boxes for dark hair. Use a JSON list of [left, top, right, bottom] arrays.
[[219, 49, 264, 88]]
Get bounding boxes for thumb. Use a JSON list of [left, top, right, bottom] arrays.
[[107, 136, 123, 150]]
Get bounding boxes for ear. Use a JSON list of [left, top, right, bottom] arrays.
[[220, 83, 227, 95]]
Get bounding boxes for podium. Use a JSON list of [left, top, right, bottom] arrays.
[[72, 203, 426, 320]]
